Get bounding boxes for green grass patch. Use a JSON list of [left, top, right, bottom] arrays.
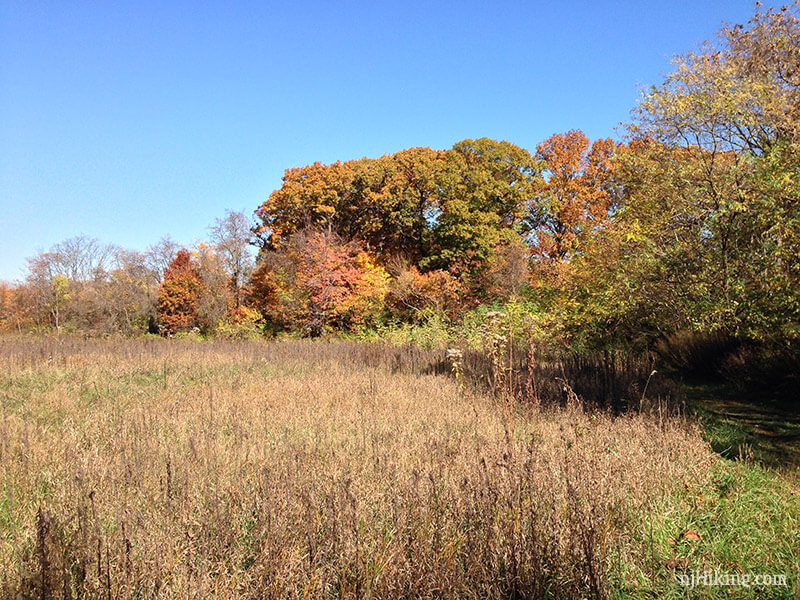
[[613, 460, 800, 599]]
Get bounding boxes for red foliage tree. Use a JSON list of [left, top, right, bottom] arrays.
[[297, 232, 388, 336], [247, 231, 388, 335]]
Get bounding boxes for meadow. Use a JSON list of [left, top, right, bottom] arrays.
[[0, 336, 797, 599]]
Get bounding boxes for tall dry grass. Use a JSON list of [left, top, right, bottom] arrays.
[[0, 336, 715, 598]]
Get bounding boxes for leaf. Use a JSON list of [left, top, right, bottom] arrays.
[[682, 529, 702, 541]]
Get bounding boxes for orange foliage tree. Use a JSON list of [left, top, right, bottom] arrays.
[[0, 283, 15, 331], [386, 265, 465, 322], [254, 161, 354, 250], [528, 130, 619, 277], [157, 250, 204, 335]]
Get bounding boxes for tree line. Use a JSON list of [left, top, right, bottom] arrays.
[[1, 3, 798, 361], [0, 211, 255, 337]]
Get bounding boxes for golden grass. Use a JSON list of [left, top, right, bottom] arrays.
[[0, 336, 716, 598]]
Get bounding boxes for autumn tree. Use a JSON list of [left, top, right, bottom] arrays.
[[254, 161, 355, 250], [157, 250, 204, 335], [0, 283, 15, 332], [0, 283, 38, 333], [340, 148, 449, 261], [248, 231, 388, 335], [385, 263, 466, 322], [296, 232, 388, 335], [192, 243, 232, 332], [526, 131, 619, 278]]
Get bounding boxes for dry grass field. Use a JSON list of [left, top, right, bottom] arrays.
[[0, 337, 797, 599]]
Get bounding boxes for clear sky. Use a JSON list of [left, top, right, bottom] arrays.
[[0, 0, 776, 281]]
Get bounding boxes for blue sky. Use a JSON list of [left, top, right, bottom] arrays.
[[0, 1, 775, 281]]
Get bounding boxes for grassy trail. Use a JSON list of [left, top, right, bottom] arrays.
[[685, 382, 800, 470]]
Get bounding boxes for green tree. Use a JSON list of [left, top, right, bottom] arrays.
[[428, 138, 542, 271], [597, 2, 800, 341]]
